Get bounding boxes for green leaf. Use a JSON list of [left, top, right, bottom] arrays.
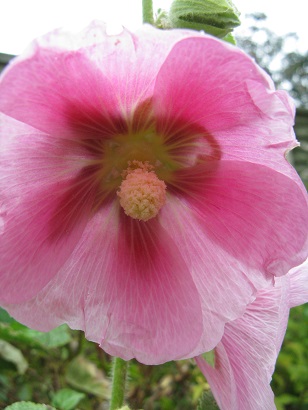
[[65, 356, 110, 399], [202, 350, 215, 367], [51, 388, 85, 410], [17, 384, 33, 402], [0, 308, 14, 324], [0, 320, 71, 349], [274, 393, 299, 408], [197, 390, 219, 410], [169, 0, 241, 37], [4, 402, 56, 410], [0, 340, 28, 374], [32, 325, 71, 348], [0, 374, 10, 401]]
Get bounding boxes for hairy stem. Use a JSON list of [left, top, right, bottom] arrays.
[[142, 0, 154, 24], [110, 357, 129, 410]]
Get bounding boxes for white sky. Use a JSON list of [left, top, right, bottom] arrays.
[[0, 0, 307, 55]]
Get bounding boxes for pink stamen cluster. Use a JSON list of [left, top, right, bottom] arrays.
[[117, 161, 166, 221]]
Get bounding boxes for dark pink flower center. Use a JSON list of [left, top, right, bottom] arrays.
[[58, 98, 221, 225]]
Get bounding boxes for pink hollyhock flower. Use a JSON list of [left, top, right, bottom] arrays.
[[195, 258, 308, 410], [0, 22, 307, 364]]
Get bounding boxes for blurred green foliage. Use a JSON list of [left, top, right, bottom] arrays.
[[272, 303, 308, 410], [0, 307, 209, 409], [0, 303, 307, 409]]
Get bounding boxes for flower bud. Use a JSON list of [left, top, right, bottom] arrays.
[[169, 0, 241, 38]]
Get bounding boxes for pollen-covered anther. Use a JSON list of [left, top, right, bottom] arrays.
[[117, 163, 167, 221]]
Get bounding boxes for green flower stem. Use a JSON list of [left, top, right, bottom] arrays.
[[110, 357, 129, 410], [142, 0, 154, 24]]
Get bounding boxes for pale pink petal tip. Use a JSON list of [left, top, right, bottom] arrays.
[[195, 277, 290, 410], [288, 258, 308, 308]]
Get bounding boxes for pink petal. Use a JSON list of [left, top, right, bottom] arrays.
[[159, 159, 307, 354], [161, 195, 256, 353], [4, 203, 203, 364], [1, 24, 307, 368], [0, 22, 195, 137], [154, 36, 298, 171], [172, 160, 308, 279], [0, 119, 97, 303], [0, 41, 122, 137], [288, 258, 308, 308], [196, 276, 290, 410]]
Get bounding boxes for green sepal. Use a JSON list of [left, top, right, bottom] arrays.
[[222, 32, 237, 44], [169, 0, 241, 37], [155, 9, 172, 29]]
